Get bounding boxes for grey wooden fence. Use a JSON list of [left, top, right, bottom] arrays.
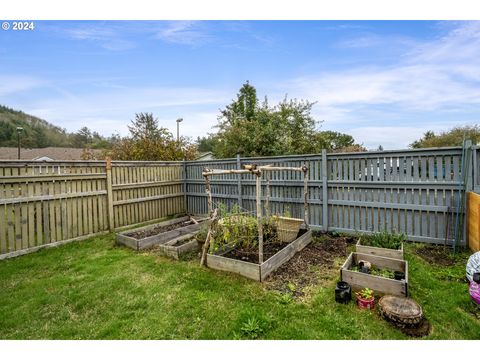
[[185, 146, 475, 245], [0, 145, 477, 259]]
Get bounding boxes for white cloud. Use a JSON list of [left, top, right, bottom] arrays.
[[273, 21, 480, 131], [155, 21, 212, 45], [20, 86, 229, 136], [348, 124, 467, 150], [0, 75, 45, 96]]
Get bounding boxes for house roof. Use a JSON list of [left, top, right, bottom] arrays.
[[0, 147, 103, 161]]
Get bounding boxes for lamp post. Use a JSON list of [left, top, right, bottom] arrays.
[[16, 127, 23, 159], [176, 118, 183, 142]]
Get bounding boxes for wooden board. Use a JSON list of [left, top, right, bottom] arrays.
[[356, 239, 404, 260], [261, 229, 312, 280], [115, 216, 205, 250], [468, 192, 480, 252], [206, 230, 312, 282], [206, 253, 261, 281], [341, 252, 408, 297], [158, 235, 199, 260]]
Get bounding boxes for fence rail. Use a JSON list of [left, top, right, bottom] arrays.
[[0, 144, 478, 259]]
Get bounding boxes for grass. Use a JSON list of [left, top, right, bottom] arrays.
[[0, 234, 479, 339]]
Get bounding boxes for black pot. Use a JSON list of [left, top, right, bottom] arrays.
[[394, 271, 405, 281], [335, 281, 351, 304], [473, 272, 480, 284]]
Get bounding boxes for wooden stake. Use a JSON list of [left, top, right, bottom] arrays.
[[200, 208, 218, 266], [204, 171, 213, 217], [256, 172, 264, 264]]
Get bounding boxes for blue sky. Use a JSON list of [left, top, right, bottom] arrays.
[[1, 20, 479, 149]]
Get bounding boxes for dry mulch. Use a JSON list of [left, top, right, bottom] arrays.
[[264, 234, 353, 297], [126, 220, 194, 239], [414, 245, 458, 266]]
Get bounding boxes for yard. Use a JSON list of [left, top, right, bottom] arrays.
[[0, 232, 479, 340]]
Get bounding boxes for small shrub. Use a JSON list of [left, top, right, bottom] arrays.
[[360, 231, 405, 250], [208, 204, 279, 254]]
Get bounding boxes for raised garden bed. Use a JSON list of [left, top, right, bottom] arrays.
[[116, 216, 206, 251], [155, 233, 199, 260], [356, 239, 404, 260], [341, 252, 409, 297], [206, 229, 313, 281]]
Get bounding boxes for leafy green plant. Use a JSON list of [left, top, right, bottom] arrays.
[[208, 204, 279, 254], [360, 231, 405, 250], [351, 264, 395, 279], [239, 316, 265, 339], [356, 288, 374, 301]]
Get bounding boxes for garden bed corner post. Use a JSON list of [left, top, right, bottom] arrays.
[[256, 171, 264, 264]]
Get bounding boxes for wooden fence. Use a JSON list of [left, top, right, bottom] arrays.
[[185, 146, 475, 246], [0, 160, 184, 259], [0, 145, 477, 259]]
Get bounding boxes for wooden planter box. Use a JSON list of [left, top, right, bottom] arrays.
[[156, 234, 199, 260], [341, 252, 408, 297], [356, 239, 404, 260], [206, 229, 313, 282], [116, 216, 205, 251]]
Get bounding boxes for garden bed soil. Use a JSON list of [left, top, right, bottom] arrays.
[[264, 235, 350, 296], [223, 241, 289, 264], [126, 220, 195, 239], [414, 245, 458, 266], [206, 229, 313, 281], [116, 216, 206, 251]]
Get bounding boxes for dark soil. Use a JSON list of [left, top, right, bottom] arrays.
[[126, 220, 194, 239], [223, 241, 289, 263], [414, 245, 458, 266], [264, 234, 351, 297], [171, 237, 195, 247]]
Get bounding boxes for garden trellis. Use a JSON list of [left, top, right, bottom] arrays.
[[200, 163, 310, 267]]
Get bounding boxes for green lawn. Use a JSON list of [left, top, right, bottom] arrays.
[[0, 233, 478, 339]]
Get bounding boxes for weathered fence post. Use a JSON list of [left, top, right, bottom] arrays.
[[237, 154, 243, 209], [463, 140, 474, 246], [183, 160, 188, 214], [105, 157, 115, 231], [321, 149, 329, 232]]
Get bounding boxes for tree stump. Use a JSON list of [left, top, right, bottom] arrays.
[[378, 295, 423, 327]]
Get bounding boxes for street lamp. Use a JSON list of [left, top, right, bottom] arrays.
[[16, 127, 23, 159], [176, 118, 183, 142]]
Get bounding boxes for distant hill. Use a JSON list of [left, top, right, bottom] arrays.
[[0, 105, 72, 148], [0, 105, 113, 149]]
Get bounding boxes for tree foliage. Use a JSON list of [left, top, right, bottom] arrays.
[[209, 82, 365, 158], [0, 105, 116, 149], [410, 125, 480, 148], [106, 112, 197, 161]]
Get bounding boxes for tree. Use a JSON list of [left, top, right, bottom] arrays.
[[210, 82, 364, 158], [196, 134, 219, 153], [410, 125, 480, 148], [127, 113, 163, 141], [106, 112, 198, 161]]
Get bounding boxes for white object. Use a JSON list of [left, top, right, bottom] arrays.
[[466, 251, 480, 283]]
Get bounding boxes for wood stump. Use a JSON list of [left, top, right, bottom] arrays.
[[378, 295, 423, 327]]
